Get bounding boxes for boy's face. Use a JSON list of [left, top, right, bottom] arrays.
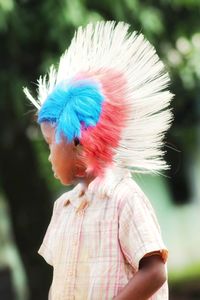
[[41, 122, 86, 185]]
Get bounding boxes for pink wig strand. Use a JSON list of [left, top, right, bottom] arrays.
[[78, 70, 128, 176]]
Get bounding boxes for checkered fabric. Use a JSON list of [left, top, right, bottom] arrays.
[[39, 171, 168, 299]]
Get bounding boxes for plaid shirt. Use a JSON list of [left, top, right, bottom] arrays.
[[38, 170, 168, 299]]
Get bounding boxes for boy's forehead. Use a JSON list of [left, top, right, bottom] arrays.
[[41, 122, 55, 140]]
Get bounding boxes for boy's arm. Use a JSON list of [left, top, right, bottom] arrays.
[[113, 254, 166, 300]]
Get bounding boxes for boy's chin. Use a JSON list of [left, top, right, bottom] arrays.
[[57, 176, 78, 186]]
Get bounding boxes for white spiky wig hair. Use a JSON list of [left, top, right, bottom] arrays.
[[24, 21, 173, 176]]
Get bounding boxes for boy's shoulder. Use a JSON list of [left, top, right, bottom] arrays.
[[113, 176, 155, 215], [97, 169, 149, 207], [112, 175, 145, 201]]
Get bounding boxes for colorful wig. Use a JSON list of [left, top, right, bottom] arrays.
[[24, 21, 173, 176]]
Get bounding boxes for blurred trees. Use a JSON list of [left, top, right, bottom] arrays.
[[0, 0, 200, 299]]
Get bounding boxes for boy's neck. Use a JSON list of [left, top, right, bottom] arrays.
[[79, 173, 96, 189]]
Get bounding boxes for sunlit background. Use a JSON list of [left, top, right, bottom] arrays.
[[0, 0, 200, 299]]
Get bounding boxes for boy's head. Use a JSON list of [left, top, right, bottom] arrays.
[[37, 74, 127, 185], [38, 78, 105, 185], [37, 72, 128, 181], [24, 21, 173, 179], [40, 122, 86, 185]]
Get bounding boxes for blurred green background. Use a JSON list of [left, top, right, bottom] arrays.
[[0, 0, 200, 299]]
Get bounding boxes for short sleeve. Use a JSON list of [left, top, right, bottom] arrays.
[[119, 181, 168, 271], [38, 200, 58, 266]]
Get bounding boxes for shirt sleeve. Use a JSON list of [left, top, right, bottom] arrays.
[[38, 200, 58, 266], [119, 181, 168, 271]]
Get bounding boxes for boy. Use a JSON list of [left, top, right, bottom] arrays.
[[24, 21, 173, 299]]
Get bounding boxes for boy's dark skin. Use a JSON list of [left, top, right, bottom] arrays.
[[41, 122, 167, 300]]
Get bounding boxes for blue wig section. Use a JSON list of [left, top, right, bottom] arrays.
[[38, 79, 104, 143]]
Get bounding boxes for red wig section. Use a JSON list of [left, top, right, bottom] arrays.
[[77, 70, 128, 176]]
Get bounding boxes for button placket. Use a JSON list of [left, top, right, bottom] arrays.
[[67, 211, 85, 299]]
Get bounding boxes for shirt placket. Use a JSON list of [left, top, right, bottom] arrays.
[[67, 210, 85, 300]]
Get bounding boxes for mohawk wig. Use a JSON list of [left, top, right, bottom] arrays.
[[24, 21, 173, 176]]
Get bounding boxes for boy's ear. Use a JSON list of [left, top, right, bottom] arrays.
[[74, 137, 80, 146]]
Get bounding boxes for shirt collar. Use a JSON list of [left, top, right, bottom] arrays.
[[64, 182, 95, 209], [64, 166, 132, 209]]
